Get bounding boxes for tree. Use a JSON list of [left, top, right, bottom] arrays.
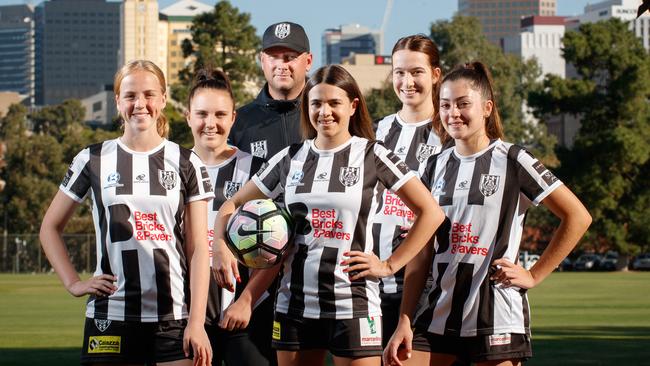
[[171, 1, 260, 105], [364, 80, 401, 120], [529, 19, 650, 255]]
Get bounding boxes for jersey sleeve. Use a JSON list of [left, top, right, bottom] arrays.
[[514, 147, 563, 206], [251, 146, 289, 199], [59, 147, 91, 203], [185, 151, 215, 203], [373, 143, 416, 192]]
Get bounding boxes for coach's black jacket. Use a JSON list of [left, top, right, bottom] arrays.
[[229, 83, 303, 160]]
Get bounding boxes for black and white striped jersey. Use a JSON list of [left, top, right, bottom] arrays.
[[252, 136, 414, 319], [201, 148, 267, 326], [415, 139, 562, 336], [59, 138, 214, 322], [373, 113, 442, 294]]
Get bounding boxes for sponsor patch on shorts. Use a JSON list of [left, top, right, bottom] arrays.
[[272, 321, 281, 340], [88, 336, 121, 353], [359, 316, 382, 346], [488, 333, 511, 346]]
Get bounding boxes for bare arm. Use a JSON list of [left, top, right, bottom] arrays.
[[346, 177, 445, 279], [492, 185, 592, 288], [183, 199, 212, 365], [40, 191, 117, 297]]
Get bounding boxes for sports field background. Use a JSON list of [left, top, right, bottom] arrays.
[[1, 272, 649, 365]]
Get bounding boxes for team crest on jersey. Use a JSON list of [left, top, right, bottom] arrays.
[[416, 143, 441, 163], [339, 167, 360, 187], [479, 174, 500, 197], [105, 172, 123, 188], [250, 140, 268, 158], [223, 181, 241, 199], [158, 170, 178, 190], [274, 23, 290, 39], [94, 319, 111, 332]]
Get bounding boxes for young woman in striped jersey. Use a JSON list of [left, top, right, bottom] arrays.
[[383, 62, 591, 366], [40, 60, 213, 366], [212, 64, 445, 366], [185, 69, 274, 366], [372, 34, 443, 349]]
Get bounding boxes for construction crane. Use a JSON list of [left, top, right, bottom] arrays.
[[380, 0, 394, 54]]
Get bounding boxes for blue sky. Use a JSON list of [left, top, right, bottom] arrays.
[[2, 0, 595, 67]]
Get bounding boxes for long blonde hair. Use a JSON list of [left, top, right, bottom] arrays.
[[114, 60, 169, 138]]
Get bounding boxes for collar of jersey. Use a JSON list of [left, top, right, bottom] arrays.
[[452, 138, 501, 162], [308, 136, 358, 155], [394, 112, 431, 127], [193, 145, 241, 169], [116, 137, 166, 155]]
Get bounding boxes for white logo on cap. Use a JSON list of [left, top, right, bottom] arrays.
[[275, 23, 291, 39]]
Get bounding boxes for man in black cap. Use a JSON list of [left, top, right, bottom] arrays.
[[228, 21, 313, 159]]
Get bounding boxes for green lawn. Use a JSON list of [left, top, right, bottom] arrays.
[[1, 272, 649, 365]]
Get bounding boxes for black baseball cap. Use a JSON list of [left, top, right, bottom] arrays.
[[262, 22, 310, 53]]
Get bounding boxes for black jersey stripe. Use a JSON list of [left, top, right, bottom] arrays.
[[205, 274, 221, 326], [154, 248, 173, 320], [476, 269, 495, 332], [149, 148, 166, 196], [327, 145, 352, 193], [519, 156, 547, 202], [439, 155, 461, 206], [296, 149, 319, 194], [404, 125, 430, 170], [444, 261, 474, 335], [288, 244, 309, 317], [521, 288, 530, 334], [318, 247, 338, 315], [89, 142, 111, 317], [69, 162, 91, 200], [381, 117, 402, 152], [181, 148, 199, 198], [467, 147, 495, 206], [371, 223, 383, 292], [122, 249, 141, 320], [415, 261, 449, 330], [201, 166, 211, 193], [108, 204, 133, 242], [391, 225, 406, 292], [249, 156, 266, 179], [212, 158, 237, 211], [116, 145, 133, 195]]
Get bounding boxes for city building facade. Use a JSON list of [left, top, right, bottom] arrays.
[[0, 5, 35, 105], [322, 24, 382, 64]]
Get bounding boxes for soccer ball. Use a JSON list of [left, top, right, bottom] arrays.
[[225, 199, 293, 269]]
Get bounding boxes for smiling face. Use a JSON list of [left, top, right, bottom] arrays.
[[115, 70, 166, 137], [392, 49, 440, 111], [260, 46, 313, 100], [439, 79, 493, 143], [187, 88, 236, 151], [308, 83, 358, 148]]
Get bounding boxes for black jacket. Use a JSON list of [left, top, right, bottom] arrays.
[[229, 84, 303, 159]]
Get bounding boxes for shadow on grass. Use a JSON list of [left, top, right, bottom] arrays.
[[529, 327, 650, 366], [1, 348, 79, 366]]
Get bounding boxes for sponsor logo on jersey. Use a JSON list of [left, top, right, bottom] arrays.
[[311, 208, 351, 240], [479, 174, 500, 197], [416, 143, 441, 163], [158, 170, 178, 190], [359, 316, 382, 346], [457, 180, 469, 190], [223, 181, 241, 199], [381, 190, 414, 219], [105, 172, 123, 188], [134, 211, 172, 241], [450, 222, 488, 256], [542, 170, 558, 186], [272, 321, 281, 340], [396, 146, 406, 154], [94, 319, 111, 332], [315, 172, 329, 181], [250, 140, 268, 158], [489, 333, 512, 346], [88, 336, 121, 354], [433, 178, 446, 195], [274, 23, 290, 39], [135, 173, 148, 183], [62, 169, 73, 187], [256, 161, 269, 176], [288, 170, 304, 187], [339, 167, 360, 187]]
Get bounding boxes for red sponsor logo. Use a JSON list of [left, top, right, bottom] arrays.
[[207, 229, 214, 259], [382, 191, 415, 219], [134, 211, 172, 241], [450, 222, 487, 256], [311, 209, 351, 241]]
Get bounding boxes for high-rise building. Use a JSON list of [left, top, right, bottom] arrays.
[[322, 24, 382, 64], [35, 0, 120, 106], [458, 0, 557, 46], [120, 0, 166, 77], [160, 0, 212, 85], [0, 5, 35, 105]]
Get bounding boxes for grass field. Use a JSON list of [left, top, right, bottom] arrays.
[[1, 272, 649, 365]]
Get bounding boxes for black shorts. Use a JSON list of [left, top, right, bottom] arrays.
[[411, 327, 532, 363], [206, 296, 276, 366], [271, 312, 383, 358], [81, 317, 189, 365]]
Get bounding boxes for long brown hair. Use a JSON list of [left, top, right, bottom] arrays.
[[300, 65, 375, 140], [391, 34, 442, 118], [114, 60, 169, 138], [435, 61, 504, 145]]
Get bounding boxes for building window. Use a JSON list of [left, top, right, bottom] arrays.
[[92, 101, 102, 112]]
